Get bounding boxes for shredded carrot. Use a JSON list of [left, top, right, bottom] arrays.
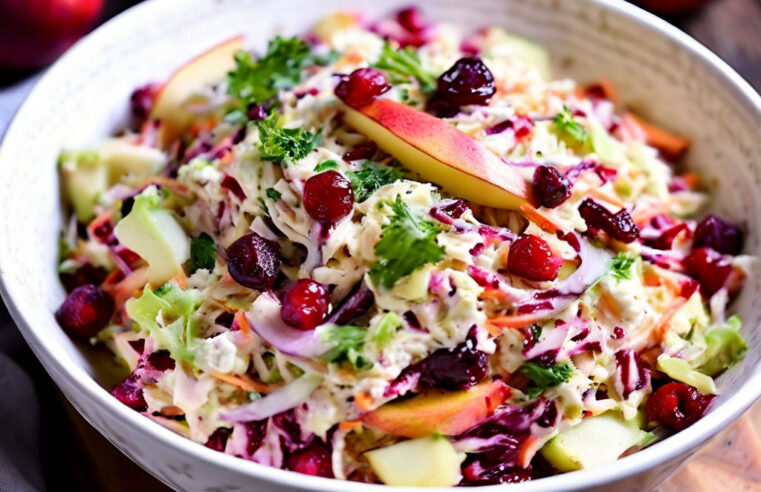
[[109, 267, 149, 314], [234, 311, 251, 335], [170, 272, 188, 289], [593, 78, 620, 104], [353, 391, 374, 411], [86, 210, 114, 239], [679, 172, 701, 190], [653, 296, 689, 341], [483, 321, 504, 337], [210, 372, 274, 394], [519, 202, 563, 234], [480, 288, 507, 300], [489, 312, 545, 329], [642, 271, 662, 287], [338, 421, 362, 432], [622, 112, 690, 160], [218, 149, 233, 166], [517, 435, 542, 468]]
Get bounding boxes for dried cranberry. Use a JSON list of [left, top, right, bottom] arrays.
[[205, 427, 232, 452], [578, 198, 639, 243], [436, 57, 495, 106], [396, 7, 426, 32], [462, 460, 532, 485], [285, 440, 334, 478], [303, 170, 355, 222], [647, 381, 714, 430], [335, 68, 390, 108], [534, 165, 572, 208], [425, 94, 460, 118], [225, 232, 281, 290], [244, 419, 268, 456], [221, 174, 247, 201], [146, 350, 175, 372], [59, 263, 108, 292], [342, 141, 377, 161], [55, 284, 114, 338], [683, 246, 732, 296], [281, 279, 330, 331], [325, 281, 374, 325], [111, 374, 146, 411], [694, 214, 743, 255], [129, 83, 157, 122], [507, 235, 561, 282], [418, 339, 489, 390]]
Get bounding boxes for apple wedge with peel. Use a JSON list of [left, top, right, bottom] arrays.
[[341, 99, 534, 209], [151, 36, 244, 147], [360, 380, 510, 438]]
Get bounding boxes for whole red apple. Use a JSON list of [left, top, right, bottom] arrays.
[[634, 0, 714, 16], [0, 0, 104, 71]]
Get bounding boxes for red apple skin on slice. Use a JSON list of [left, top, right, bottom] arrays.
[[151, 36, 244, 147], [342, 99, 535, 209], [360, 380, 511, 438]]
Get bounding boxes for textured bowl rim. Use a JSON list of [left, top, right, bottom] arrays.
[[1, 0, 761, 490]]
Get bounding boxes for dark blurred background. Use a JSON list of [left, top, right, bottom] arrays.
[[0, 0, 760, 491]]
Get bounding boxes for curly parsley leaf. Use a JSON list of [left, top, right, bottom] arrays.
[[609, 253, 637, 281], [369, 196, 445, 289], [373, 43, 436, 93], [323, 325, 372, 370], [256, 113, 321, 163], [190, 233, 216, 273], [265, 187, 282, 201], [227, 36, 327, 108], [520, 362, 574, 398], [314, 160, 339, 172], [346, 161, 404, 202], [553, 106, 588, 144]]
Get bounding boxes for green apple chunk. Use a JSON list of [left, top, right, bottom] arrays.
[[114, 187, 190, 286], [540, 411, 655, 472], [60, 151, 108, 223], [365, 435, 464, 487], [99, 138, 166, 182], [657, 355, 718, 395]]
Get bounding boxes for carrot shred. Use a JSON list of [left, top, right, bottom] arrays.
[[679, 172, 701, 190], [210, 372, 274, 394], [517, 435, 542, 468], [631, 202, 670, 227], [622, 112, 690, 161], [353, 391, 374, 411], [480, 288, 507, 300], [653, 296, 689, 341], [234, 311, 251, 335], [170, 272, 188, 289], [489, 312, 545, 329], [483, 322, 503, 337], [338, 421, 362, 432], [589, 78, 620, 105], [519, 202, 563, 234], [218, 149, 234, 166]]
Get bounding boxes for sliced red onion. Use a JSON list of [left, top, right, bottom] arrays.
[[246, 292, 332, 358], [220, 373, 323, 422], [325, 281, 374, 325]]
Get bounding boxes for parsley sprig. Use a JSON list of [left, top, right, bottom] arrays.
[[346, 161, 404, 202], [369, 196, 445, 289], [323, 325, 372, 370], [609, 253, 637, 281], [256, 113, 320, 163], [189, 233, 216, 273], [520, 362, 574, 398], [553, 106, 588, 144], [373, 43, 437, 93], [227, 36, 330, 109]]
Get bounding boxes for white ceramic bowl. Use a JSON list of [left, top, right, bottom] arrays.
[[2, 0, 761, 490]]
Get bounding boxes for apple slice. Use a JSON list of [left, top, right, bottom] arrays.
[[360, 380, 510, 438], [151, 36, 244, 147], [341, 99, 534, 209], [365, 435, 464, 487]]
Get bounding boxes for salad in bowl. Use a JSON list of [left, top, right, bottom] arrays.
[[54, 8, 751, 487]]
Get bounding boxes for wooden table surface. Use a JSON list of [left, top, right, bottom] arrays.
[[1, 1, 760, 491]]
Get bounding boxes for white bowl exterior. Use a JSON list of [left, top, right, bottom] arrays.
[[1, 0, 761, 490]]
